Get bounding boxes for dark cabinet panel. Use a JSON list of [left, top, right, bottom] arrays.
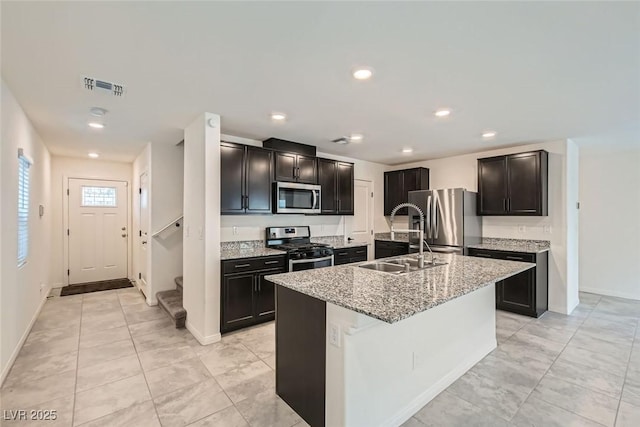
[[317, 158, 354, 215], [221, 142, 273, 215], [477, 150, 548, 216], [274, 152, 298, 182], [274, 152, 317, 184], [245, 147, 273, 213], [255, 271, 276, 318], [384, 168, 429, 216], [478, 157, 507, 215], [466, 248, 547, 317], [337, 162, 354, 214], [220, 143, 246, 214], [221, 255, 286, 333], [297, 155, 318, 184], [374, 240, 409, 259], [318, 159, 337, 213], [334, 246, 368, 265], [222, 273, 255, 330]]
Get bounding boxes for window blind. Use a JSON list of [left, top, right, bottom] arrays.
[[17, 150, 31, 267]]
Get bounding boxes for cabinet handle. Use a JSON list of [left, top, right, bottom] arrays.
[[355, 250, 365, 254], [264, 260, 279, 265], [235, 264, 251, 268], [257, 276, 262, 292], [475, 254, 493, 258], [503, 198, 507, 211], [506, 255, 525, 261], [245, 195, 249, 208], [293, 166, 297, 178], [507, 198, 511, 211], [337, 252, 348, 256]]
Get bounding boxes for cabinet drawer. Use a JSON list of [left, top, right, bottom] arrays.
[[222, 255, 286, 274], [467, 248, 535, 263], [334, 246, 368, 265]]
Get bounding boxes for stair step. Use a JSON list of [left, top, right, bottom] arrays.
[[157, 289, 186, 328], [175, 276, 183, 292]]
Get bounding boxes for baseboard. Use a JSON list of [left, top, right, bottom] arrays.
[[186, 320, 221, 346], [382, 339, 497, 427], [0, 288, 50, 387], [580, 287, 640, 301]]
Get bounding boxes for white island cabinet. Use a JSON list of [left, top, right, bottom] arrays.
[[266, 254, 534, 427]]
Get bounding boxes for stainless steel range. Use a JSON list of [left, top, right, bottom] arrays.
[[266, 226, 334, 272]]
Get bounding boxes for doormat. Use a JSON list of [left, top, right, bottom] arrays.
[[60, 278, 134, 296]]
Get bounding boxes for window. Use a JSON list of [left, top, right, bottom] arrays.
[[81, 186, 117, 207], [17, 149, 31, 267]]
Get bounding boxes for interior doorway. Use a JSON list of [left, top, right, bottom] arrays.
[[67, 178, 129, 285]]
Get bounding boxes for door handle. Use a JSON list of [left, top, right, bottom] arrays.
[[121, 227, 126, 231], [142, 241, 147, 245], [121, 234, 127, 238]]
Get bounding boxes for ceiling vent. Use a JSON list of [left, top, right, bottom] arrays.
[[331, 137, 349, 145], [82, 76, 125, 97]]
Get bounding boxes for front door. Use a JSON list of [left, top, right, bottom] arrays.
[[351, 180, 374, 258], [139, 171, 150, 295], [68, 178, 128, 284]]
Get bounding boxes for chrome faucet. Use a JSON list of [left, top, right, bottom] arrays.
[[389, 203, 435, 268]]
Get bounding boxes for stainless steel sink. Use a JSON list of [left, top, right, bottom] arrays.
[[359, 257, 448, 274]]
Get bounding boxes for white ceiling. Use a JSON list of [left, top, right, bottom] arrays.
[[2, 1, 639, 164]]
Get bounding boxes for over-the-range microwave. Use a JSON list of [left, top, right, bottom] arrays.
[[273, 182, 321, 214]]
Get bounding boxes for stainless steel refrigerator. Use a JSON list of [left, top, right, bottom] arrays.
[[407, 188, 482, 254]]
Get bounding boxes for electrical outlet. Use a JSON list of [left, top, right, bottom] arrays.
[[329, 322, 341, 347], [233, 226, 238, 235], [39, 283, 46, 295], [543, 225, 552, 234], [517, 225, 526, 233], [412, 351, 423, 370], [198, 227, 204, 240]]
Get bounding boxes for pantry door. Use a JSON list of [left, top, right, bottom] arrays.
[[68, 179, 128, 284]]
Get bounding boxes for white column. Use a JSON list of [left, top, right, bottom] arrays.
[[183, 113, 221, 344]]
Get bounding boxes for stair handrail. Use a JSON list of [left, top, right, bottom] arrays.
[[152, 214, 183, 237]]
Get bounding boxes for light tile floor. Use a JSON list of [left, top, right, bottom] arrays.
[[1, 289, 639, 426]]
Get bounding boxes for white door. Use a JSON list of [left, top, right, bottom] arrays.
[[68, 179, 128, 284], [139, 171, 149, 295], [351, 180, 374, 258]]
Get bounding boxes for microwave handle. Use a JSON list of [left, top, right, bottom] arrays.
[[312, 189, 318, 209]]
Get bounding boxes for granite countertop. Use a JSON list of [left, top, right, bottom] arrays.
[[466, 237, 550, 254], [220, 240, 285, 261], [265, 253, 534, 324], [331, 241, 370, 249], [374, 232, 410, 242]]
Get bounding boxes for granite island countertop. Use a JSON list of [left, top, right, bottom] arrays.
[[265, 253, 534, 323], [466, 237, 550, 254]]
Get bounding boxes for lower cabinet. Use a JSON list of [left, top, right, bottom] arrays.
[[221, 255, 286, 333], [334, 246, 368, 265], [374, 240, 409, 259], [467, 248, 548, 317]]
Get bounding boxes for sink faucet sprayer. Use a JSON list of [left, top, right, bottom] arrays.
[[389, 203, 435, 268]]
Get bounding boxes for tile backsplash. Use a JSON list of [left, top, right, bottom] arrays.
[[220, 214, 345, 242]]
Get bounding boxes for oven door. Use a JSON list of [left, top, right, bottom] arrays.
[[289, 255, 334, 272], [275, 182, 321, 214]]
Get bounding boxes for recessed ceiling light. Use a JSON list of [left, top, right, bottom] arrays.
[[482, 131, 497, 139], [88, 122, 105, 129], [352, 67, 373, 80], [89, 107, 108, 117], [271, 113, 287, 121], [349, 134, 363, 142], [88, 152, 100, 158], [402, 148, 413, 154], [434, 109, 451, 118]]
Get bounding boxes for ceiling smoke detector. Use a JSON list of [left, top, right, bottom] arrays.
[[331, 137, 349, 145], [82, 76, 126, 97]]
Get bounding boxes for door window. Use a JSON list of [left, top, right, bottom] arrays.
[[81, 186, 117, 207]]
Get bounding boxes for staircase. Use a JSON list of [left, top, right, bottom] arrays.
[[157, 276, 186, 328]]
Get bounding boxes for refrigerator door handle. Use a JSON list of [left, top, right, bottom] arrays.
[[432, 197, 439, 239], [426, 195, 432, 239]]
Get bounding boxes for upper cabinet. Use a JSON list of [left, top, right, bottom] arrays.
[[383, 167, 430, 216], [318, 158, 354, 215], [221, 142, 273, 215], [477, 150, 548, 216], [274, 152, 317, 184]]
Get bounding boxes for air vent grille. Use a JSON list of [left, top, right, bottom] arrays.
[[82, 76, 125, 97]]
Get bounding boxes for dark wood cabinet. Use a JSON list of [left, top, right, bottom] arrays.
[[221, 142, 273, 214], [221, 255, 286, 333], [384, 168, 429, 216], [374, 240, 410, 259], [274, 152, 317, 184], [467, 248, 548, 317], [318, 158, 354, 215], [334, 246, 368, 265], [477, 150, 548, 216]]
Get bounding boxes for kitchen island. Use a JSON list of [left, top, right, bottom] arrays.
[[265, 254, 534, 427]]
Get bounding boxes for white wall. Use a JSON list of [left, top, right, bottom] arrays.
[[49, 156, 133, 287], [386, 140, 578, 314], [1, 80, 52, 384], [219, 135, 387, 242], [184, 113, 221, 344], [133, 143, 151, 300], [577, 138, 640, 299]]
